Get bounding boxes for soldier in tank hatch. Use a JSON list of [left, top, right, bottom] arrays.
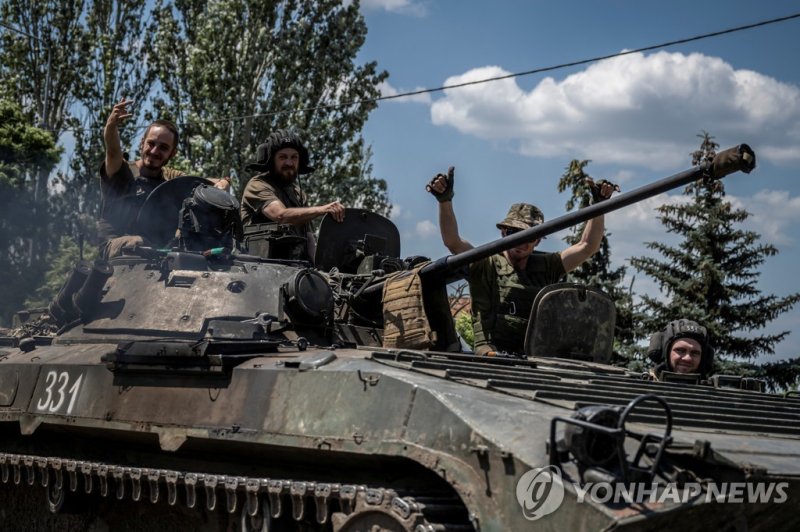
[[648, 319, 715, 380], [98, 98, 231, 259], [427, 166, 616, 357], [240, 129, 346, 262]]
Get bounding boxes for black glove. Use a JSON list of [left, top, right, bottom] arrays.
[[586, 178, 620, 204], [426, 166, 455, 203]]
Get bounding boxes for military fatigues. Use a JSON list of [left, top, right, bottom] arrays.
[[240, 173, 315, 261], [469, 252, 565, 356], [97, 161, 183, 258]]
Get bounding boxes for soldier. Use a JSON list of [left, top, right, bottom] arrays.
[[427, 167, 615, 357], [648, 319, 714, 379], [98, 98, 230, 258], [240, 129, 345, 261]]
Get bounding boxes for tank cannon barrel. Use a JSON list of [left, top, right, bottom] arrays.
[[427, 143, 755, 276], [361, 144, 754, 296]]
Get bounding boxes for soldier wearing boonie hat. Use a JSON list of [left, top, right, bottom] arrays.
[[427, 166, 616, 357], [496, 203, 545, 232]]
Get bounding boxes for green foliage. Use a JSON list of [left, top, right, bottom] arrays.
[[53, 0, 155, 242], [0, 0, 90, 133], [630, 132, 800, 368], [146, 0, 390, 214], [25, 236, 98, 308], [557, 159, 639, 361], [0, 0, 390, 323], [455, 311, 474, 349], [714, 357, 800, 393], [0, 99, 62, 324]]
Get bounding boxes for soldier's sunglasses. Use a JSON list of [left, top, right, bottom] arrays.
[[502, 228, 522, 236]]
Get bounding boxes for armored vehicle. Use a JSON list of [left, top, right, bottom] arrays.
[[2, 145, 798, 531]]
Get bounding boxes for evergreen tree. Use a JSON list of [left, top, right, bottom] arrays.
[[146, 0, 390, 214], [629, 132, 800, 383], [557, 160, 639, 363]]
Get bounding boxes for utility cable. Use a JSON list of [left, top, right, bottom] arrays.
[[2, 11, 798, 133]]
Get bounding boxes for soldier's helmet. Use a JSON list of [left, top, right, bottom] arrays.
[[496, 203, 545, 231], [247, 129, 315, 175], [647, 319, 715, 376]]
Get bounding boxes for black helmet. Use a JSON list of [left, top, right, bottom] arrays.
[[246, 129, 315, 175], [647, 319, 714, 377]]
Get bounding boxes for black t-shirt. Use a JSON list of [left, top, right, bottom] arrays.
[[97, 161, 168, 241]]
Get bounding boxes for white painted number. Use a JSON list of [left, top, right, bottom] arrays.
[[35, 371, 84, 415], [35, 371, 56, 410]]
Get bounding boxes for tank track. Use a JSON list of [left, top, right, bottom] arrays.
[[0, 452, 475, 531]]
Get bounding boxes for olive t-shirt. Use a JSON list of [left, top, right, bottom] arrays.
[[239, 173, 315, 260], [469, 252, 565, 355]]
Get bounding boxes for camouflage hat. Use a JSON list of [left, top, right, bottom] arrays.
[[496, 203, 545, 231]]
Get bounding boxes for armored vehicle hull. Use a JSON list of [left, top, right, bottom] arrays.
[[2, 342, 799, 530], [3, 143, 796, 531]]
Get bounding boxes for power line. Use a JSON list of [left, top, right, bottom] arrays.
[[179, 11, 800, 127], [376, 11, 800, 102], [6, 11, 798, 134]]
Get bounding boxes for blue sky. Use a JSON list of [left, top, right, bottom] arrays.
[[355, 0, 800, 361]]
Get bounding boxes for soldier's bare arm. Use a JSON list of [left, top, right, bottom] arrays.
[[104, 98, 134, 177], [263, 199, 345, 224], [428, 167, 473, 254], [560, 180, 615, 272]]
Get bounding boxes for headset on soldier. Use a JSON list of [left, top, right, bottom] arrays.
[[647, 319, 715, 377]]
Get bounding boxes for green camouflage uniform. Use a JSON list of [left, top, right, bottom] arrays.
[[469, 203, 565, 355]]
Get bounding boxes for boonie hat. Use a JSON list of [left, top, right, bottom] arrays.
[[496, 203, 545, 231]]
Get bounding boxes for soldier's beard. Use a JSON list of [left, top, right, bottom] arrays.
[[274, 166, 298, 184], [141, 151, 170, 171]]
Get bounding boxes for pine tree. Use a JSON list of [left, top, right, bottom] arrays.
[[557, 160, 639, 363], [629, 132, 800, 383]]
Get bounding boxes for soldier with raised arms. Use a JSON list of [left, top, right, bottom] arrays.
[[427, 167, 615, 357]]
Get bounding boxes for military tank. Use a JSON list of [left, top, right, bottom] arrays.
[[2, 144, 798, 531]]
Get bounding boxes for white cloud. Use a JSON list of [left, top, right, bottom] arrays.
[[361, 0, 426, 16], [430, 52, 800, 169], [378, 81, 432, 104], [388, 204, 402, 221], [415, 219, 437, 238], [607, 169, 638, 184], [732, 190, 800, 246], [602, 192, 690, 260]]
